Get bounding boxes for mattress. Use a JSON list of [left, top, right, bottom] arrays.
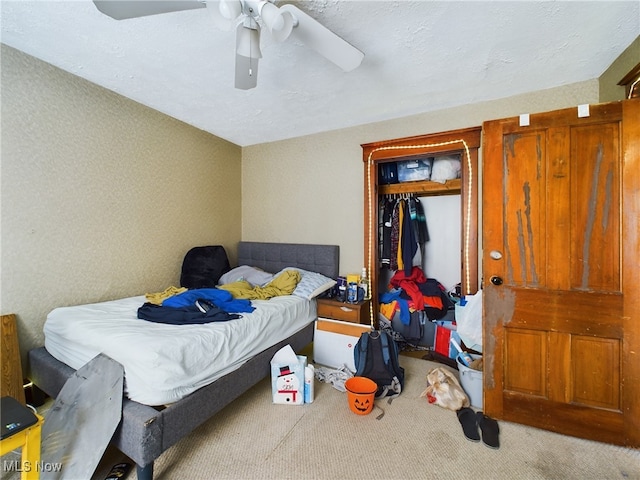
[[44, 294, 315, 406]]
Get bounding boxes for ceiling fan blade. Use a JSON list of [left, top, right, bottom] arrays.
[[279, 4, 364, 72], [93, 0, 206, 20], [235, 23, 261, 90], [235, 54, 259, 89]]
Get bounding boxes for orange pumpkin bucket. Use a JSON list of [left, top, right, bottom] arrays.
[[345, 376, 377, 415]]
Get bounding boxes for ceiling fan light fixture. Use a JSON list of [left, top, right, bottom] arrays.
[[256, 1, 294, 42], [206, 0, 240, 31], [218, 0, 242, 20]]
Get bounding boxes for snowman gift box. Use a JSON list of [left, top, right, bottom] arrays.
[[271, 344, 307, 405]]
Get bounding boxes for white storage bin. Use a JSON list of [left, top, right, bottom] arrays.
[[457, 353, 483, 409]]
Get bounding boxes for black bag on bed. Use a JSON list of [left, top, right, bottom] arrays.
[[180, 246, 231, 289]]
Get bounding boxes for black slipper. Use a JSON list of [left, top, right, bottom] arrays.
[[457, 407, 480, 442], [476, 411, 500, 449]]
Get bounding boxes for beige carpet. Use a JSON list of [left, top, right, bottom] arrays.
[[3, 355, 639, 479], [84, 355, 640, 480]]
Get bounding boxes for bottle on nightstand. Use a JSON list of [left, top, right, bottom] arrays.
[[360, 267, 371, 300]]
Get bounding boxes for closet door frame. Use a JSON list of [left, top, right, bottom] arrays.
[[362, 127, 481, 327]]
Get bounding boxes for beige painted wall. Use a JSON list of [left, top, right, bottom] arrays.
[[242, 80, 600, 276], [1, 45, 242, 367], [600, 35, 640, 102]]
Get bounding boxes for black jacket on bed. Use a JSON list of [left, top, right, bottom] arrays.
[[137, 302, 240, 325]]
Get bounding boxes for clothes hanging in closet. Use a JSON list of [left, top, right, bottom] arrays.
[[379, 195, 429, 274]]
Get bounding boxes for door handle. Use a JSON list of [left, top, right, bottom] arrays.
[[490, 276, 503, 286]]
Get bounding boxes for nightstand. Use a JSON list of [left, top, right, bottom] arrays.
[[316, 298, 370, 325], [314, 298, 372, 370]]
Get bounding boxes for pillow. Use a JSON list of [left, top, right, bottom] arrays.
[[218, 265, 274, 287], [279, 268, 336, 300]]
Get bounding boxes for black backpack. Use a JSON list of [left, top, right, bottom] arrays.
[[180, 246, 231, 289], [354, 330, 405, 398]]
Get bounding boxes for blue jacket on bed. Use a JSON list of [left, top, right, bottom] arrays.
[[162, 288, 255, 313]]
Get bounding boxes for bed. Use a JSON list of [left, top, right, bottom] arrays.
[[28, 241, 339, 480]]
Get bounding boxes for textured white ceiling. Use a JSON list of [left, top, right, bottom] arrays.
[[2, 1, 639, 146]]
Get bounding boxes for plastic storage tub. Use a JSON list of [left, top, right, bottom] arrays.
[[457, 354, 483, 409]]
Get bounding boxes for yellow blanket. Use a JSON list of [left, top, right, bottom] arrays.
[[218, 270, 301, 300], [145, 286, 188, 305]]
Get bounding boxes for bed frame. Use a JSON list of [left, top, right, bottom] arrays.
[[28, 241, 339, 480]]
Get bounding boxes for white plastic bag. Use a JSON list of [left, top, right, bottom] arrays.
[[455, 291, 483, 352], [430, 155, 461, 183]]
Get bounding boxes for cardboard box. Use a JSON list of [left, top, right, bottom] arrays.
[[271, 346, 306, 405], [314, 319, 371, 371]]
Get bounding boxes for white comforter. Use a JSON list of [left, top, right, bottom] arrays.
[[44, 294, 315, 406]]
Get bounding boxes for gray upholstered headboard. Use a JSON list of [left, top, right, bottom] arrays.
[[237, 242, 339, 279]]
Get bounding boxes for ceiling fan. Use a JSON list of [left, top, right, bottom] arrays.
[[93, 0, 365, 90]]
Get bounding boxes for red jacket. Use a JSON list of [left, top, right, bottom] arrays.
[[389, 266, 427, 311]]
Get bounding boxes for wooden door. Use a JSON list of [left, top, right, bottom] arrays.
[[482, 99, 640, 447]]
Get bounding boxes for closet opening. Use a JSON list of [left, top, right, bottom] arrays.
[[362, 127, 481, 329], [378, 191, 461, 302]]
